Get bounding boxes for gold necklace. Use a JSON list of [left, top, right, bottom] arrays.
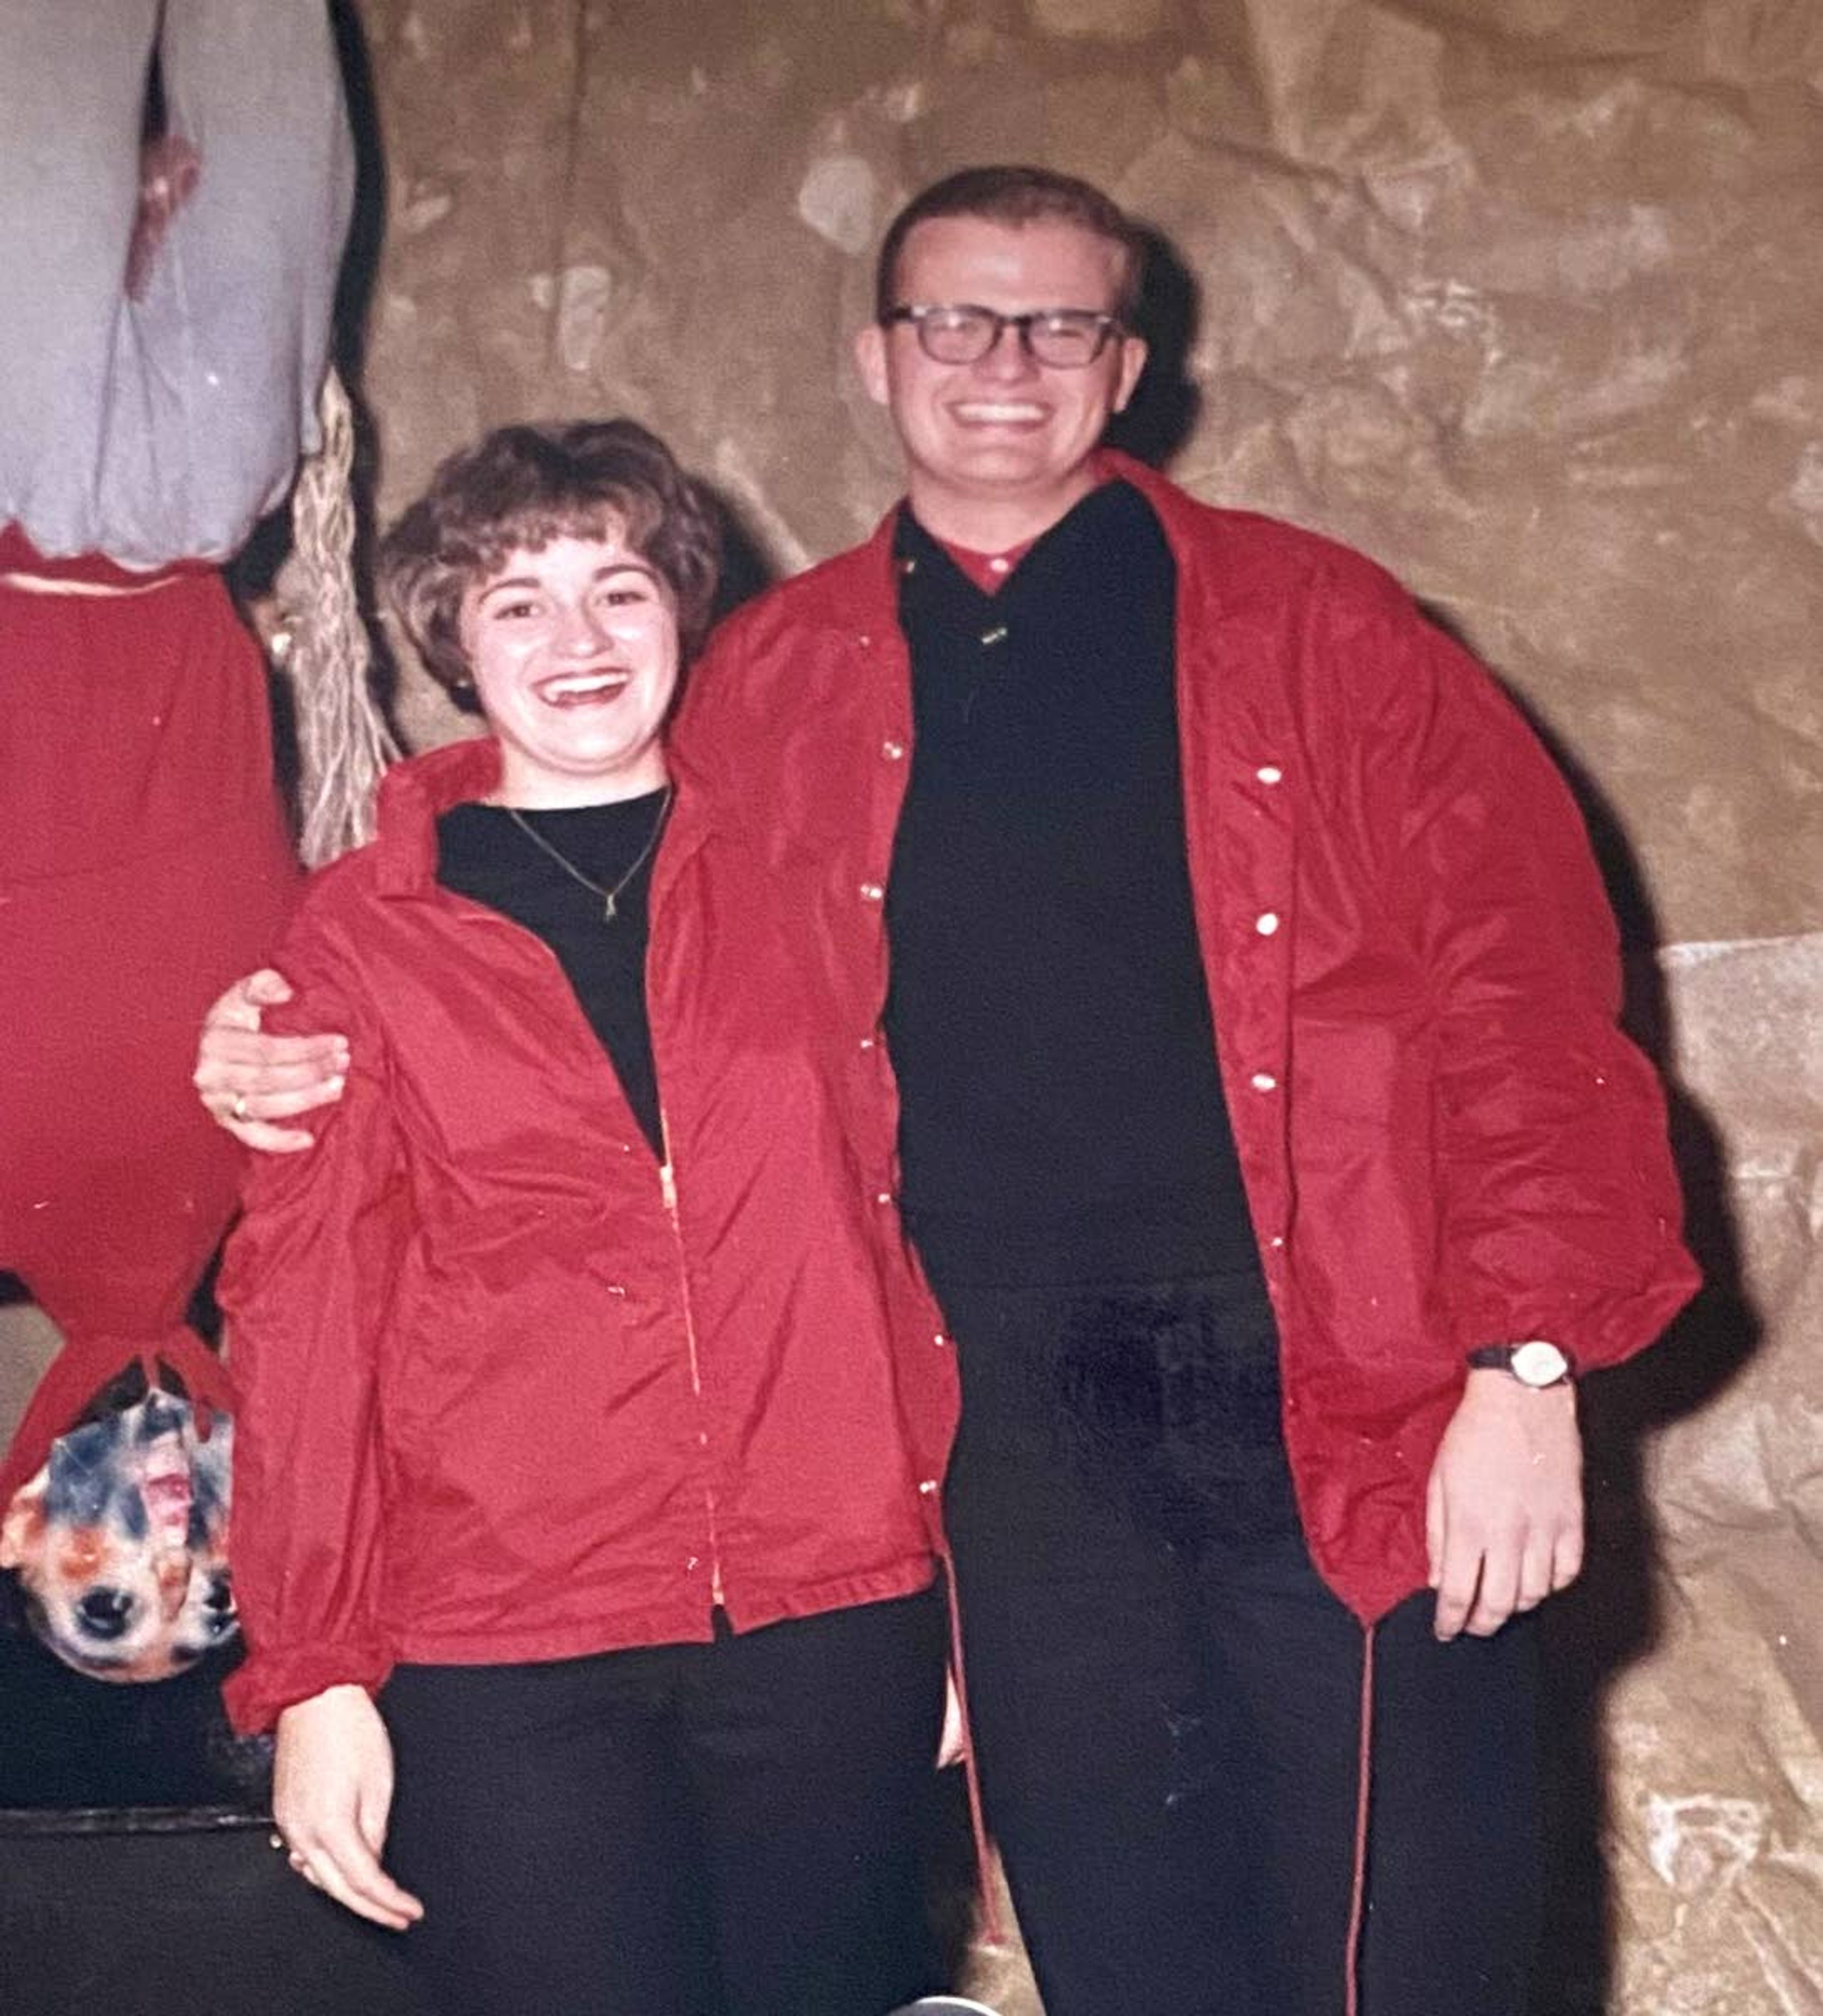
[[502, 786, 673, 923]]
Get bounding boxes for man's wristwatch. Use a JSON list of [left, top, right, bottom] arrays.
[[1465, 1340, 1575, 1389]]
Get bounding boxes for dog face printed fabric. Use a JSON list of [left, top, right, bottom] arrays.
[[0, 1389, 237, 1682]]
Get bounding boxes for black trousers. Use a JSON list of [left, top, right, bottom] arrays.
[[379, 1590, 948, 2016], [932, 1269, 1543, 2016]]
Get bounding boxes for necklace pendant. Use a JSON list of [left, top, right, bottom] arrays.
[[601, 892, 619, 923]]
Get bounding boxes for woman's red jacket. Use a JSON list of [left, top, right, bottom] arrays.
[[221, 738, 957, 1735]]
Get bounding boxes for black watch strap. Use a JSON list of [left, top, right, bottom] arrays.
[[1466, 1341, 1576, 1388]]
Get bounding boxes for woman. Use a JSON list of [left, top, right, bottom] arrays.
[[218, 421, 959, 2016]]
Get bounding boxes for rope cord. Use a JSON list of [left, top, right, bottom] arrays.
[[284, 368, 398, 866]]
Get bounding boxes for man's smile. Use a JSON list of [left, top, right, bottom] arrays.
[[949, 398, 1050, 426]]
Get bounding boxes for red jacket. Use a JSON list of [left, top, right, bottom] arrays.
[[674, 451, 1700, 1623], [221, 737, 957, 1734]]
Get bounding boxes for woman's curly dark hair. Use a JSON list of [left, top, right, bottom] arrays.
[[377, 419, 723, 703]]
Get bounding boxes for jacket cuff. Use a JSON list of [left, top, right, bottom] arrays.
[[1452, 1259, 1700, 1376], [223, 1641, 395, 1737]]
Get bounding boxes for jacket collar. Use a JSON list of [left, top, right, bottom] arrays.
[[797, 449, 1213, 636], [369, 733, 714, 899]]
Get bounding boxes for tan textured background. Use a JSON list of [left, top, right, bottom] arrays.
[[8, 1, 1822, 2008]]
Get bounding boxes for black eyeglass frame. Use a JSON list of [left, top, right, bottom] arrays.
[[880, 303, 1127, 368]]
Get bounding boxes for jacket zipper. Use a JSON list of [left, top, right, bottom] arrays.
[[658, 1113, 725, 1608]]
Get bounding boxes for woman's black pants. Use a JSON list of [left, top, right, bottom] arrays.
[[379, 1589, 947, 2016], [932, 1268, 1544, 2016]]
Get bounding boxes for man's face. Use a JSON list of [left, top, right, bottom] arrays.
[[855, 215, 1147, 535]]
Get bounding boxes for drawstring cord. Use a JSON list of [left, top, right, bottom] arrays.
[[1344, 1619, 1377, 2016]]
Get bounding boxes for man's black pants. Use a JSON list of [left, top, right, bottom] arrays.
[[933, 1268, 1543, 2016], [379, 1589, 947, 2016]]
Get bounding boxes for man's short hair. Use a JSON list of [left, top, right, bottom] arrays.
[[874, 165, 1145, 325], [378, 419, 723, 702]]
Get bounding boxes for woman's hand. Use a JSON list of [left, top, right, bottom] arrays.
[[273, 1685, 424, 1930], [192, 969, 349, 1153]]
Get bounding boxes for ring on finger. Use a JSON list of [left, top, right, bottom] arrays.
[[232, 1092, 250, 1123]]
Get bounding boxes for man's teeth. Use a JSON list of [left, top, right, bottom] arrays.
[[956, 402, 1046, 422]]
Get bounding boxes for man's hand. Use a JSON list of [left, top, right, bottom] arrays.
[[273, 1685, 423, 1931], [193, 969, 349, 1153], [1426, 1368, 1582, 1641]]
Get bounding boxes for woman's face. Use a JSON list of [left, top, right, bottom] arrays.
[[457, 527, 680, 808]]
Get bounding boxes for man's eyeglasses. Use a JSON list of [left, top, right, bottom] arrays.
[[881, 304, 1125, 369]]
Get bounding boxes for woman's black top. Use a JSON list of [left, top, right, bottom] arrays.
[[436, 789, 668, 1158]]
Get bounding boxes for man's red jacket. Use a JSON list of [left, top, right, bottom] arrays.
[[675, 451, 1700, 1624], [221, 738, 956, 1734]]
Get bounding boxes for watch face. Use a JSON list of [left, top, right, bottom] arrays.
[[1510, 1340, 1570, 1388]]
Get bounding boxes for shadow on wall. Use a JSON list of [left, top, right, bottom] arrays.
[[1419, 616, 1760, 2016], [1108, 224, 1203, 471]]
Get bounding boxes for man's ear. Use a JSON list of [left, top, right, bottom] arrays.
[[0, 1480, 45, 1571], [854, 322, 891, 408], [1112, 334, 1149, 416]]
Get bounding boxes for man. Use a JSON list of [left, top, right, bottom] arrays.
[[197, 168, 1697, 2014]]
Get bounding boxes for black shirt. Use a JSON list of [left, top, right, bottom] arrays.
[[436, 789, 668, 1158], [884, 481, 1259, 1287]]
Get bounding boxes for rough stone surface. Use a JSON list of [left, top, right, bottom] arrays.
[[350, 0, 1823, 961], [4, 4, 1817, 2008]]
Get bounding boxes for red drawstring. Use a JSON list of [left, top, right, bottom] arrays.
[[940, 1539, 1007, 1950], [1344, 1620, 1377, 2016], [0, 1323, 236, 1511]]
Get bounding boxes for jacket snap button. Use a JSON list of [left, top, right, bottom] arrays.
[[934, 1332, 949, 1347], [1255, 910, 1281, 936], [979, 624, 1009, 647], [860, 882, 884, 902], [874, 1191, 893, 1206], [1250, 1072, 1278, 1092], [882, 739, 905, 760], [1256, 764, 1283, 785], [859, 1034, 876, 1050], [918, 1479, 939, 1495]]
